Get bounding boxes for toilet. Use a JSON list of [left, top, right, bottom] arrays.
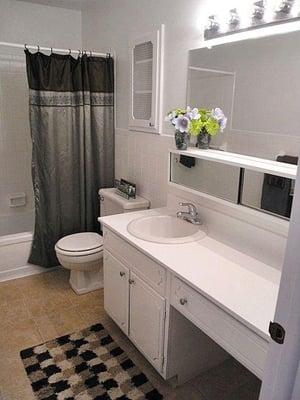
[[55, 188, 150, 294]]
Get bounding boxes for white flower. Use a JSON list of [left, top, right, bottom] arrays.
[[187, 107, 200, 121], [211, 107, 227, 131], [219, 116, 227, 131], [174, 115, 190, 133]]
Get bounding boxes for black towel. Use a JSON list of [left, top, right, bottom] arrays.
[[261, 155, 298, 218], [179, 155, 196, 168]]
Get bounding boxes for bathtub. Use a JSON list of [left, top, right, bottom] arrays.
[[0, 213, 46, 282]]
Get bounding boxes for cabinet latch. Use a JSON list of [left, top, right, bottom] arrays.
[[269, 321, 285, 344]]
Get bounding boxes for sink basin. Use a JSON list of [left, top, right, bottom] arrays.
[[127, 214, 207, 244]]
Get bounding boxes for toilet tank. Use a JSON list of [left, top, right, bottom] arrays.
[[99, 188, 150, 217]]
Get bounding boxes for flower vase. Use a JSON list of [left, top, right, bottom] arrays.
[[175, 130, 189, 150], [197, 129, 211, 149]]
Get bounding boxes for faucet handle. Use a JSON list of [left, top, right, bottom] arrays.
[[179, 202, 197, 216]]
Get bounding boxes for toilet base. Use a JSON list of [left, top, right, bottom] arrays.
[[69, 267, 104, 295]]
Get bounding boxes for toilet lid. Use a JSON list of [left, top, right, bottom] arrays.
[[56, 232, 103, 252]]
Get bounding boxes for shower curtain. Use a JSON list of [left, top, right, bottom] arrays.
[[25, 50, 114, 268]]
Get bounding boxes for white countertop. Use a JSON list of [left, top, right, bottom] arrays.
[[99, 208, 281, 341]]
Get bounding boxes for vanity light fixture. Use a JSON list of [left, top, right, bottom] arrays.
[[275, 0, 295, 18], [204, 15, 220, 40], [204, 0, 300, 47], [228, 8, 240, 31], [252, 0, 266, 24]]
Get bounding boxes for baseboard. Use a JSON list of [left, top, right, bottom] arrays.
[[0, 264, 59, 282]]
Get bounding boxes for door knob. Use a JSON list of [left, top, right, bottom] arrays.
[[120, 271, 125, 277], [179, 297, 187, 305]]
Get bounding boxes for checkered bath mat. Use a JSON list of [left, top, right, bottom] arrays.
[[20, 323, 163, 400]]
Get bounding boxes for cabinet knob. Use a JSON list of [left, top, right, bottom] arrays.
[[120, 271, 125, 277], [179, 297, 187, 306], [129, 278, 135, 285]]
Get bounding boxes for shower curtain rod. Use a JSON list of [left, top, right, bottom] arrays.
[[0, 41, 111, 58]]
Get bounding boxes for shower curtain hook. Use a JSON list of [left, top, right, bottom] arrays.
[[78, 49, 81, 57], [68, 49, 71, 56], [37, 44, 40, 52], [24, 44, 28, 51], [90, 50, 92, 57], [50, 47, 53, 54]]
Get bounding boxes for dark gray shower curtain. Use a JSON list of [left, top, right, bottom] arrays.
[[25, 50, 114, 268]]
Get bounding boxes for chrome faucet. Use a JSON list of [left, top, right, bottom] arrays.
[[176, 202, 202, 225]]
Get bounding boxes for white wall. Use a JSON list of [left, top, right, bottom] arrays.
[[0, 0, 82, 48], [0, 0, 82, 235], [82, 0, 215, 207]]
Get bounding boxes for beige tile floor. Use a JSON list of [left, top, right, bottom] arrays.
[[0, 269, 261, 400]]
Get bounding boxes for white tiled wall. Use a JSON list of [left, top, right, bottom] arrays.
[[115, 129, 173, 208], [0, 52, 34, 234]]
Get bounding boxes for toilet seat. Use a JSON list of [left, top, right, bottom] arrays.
[[55, 232, 103, 256]]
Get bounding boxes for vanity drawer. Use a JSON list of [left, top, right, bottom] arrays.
[[103, 228, 166, 296], [171, 276, 268, 379]]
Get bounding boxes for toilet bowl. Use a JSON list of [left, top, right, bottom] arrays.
[[55, 232, 103, 295], [55, 187, 150, 295]]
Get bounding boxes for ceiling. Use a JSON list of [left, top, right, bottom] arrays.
[[16, 0, 94, 10]]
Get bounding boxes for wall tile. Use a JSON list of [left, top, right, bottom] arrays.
[[0, 55, 33, 231]]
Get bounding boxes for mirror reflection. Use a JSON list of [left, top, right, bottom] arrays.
[[241, 169, 296, 219], [188, 31, 300, 150], [170, 152, 296, 219], [170, 153, 241, 203]]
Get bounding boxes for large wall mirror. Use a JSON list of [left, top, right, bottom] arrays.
[[170, 152, 295, 219], [183, 30, 300, 220], [188, 30, 300, 145]]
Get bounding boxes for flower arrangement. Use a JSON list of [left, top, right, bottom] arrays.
[[166, 106, 227, 149]]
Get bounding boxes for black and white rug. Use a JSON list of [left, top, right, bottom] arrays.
[[20, 323, 163, 400]]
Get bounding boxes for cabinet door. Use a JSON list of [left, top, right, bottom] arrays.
[[129, 25, 164, 134], [129, 271, 166, 371], [104, 251, 129, 334]]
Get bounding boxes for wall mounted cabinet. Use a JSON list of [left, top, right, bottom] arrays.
[[129, 25, 164, 134]]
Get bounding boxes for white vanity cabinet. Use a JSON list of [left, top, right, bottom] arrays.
[[102, 221, 276, 384], [171, 276, 268, 379], [103, 228, 167, 372], [103, 251, 129, 334], [129, 271, 166, 371]]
